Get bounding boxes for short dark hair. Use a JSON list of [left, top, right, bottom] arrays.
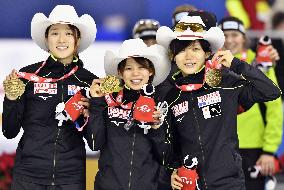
[[117, 57, 155, 83], [169, 39, 211, 60]]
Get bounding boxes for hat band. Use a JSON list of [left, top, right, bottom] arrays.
[[177, 34, 204, 39]]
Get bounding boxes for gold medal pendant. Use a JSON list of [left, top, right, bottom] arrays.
[[100, 75, 121, 94], [205, 69, 222, 87], [3, 78, 25, 98]]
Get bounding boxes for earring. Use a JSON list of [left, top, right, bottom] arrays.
[[168, 50, 174, 61]]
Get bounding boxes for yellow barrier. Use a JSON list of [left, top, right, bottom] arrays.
[[86, 158, 98, 190]]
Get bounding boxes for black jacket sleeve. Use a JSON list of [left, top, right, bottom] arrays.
[[230, 57, 281, 104], [2, 96, 25, 139], [85, 96, 107, 151]]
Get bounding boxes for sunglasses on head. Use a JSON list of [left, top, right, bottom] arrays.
[[174, 22, 205, 32]]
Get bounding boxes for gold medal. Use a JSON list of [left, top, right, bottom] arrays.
[[3, 78, 25, 98], [205, 69, 222, 87], [100, 75, 121, 94]]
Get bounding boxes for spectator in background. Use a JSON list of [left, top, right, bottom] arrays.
[[171, 4, 197, 27], [132, 19, 160, 47], [219, 16, 283, 190]]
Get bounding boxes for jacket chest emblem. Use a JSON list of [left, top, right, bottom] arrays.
[[108, 107, 131, 120], [34, 83, 57, 94], [197, 91, 222, 119], [172, 101, 188, 117], [68, 85, 89, 95]]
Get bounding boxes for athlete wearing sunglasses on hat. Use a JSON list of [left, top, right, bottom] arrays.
[[156, 10, 281, 190]]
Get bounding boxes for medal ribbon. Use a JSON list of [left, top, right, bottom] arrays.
[[104, 90, 133, 109], [16, 61, 79, 83]]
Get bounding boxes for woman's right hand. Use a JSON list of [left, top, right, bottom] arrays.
[[3, 69, 20, 101], [171, 169, 183, 190], [90, 79, 105, 98]]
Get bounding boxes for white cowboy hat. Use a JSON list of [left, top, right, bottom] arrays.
[[31, 5, 97, 53], [104, 39, 170, 86], [156, 15, 225, 53]]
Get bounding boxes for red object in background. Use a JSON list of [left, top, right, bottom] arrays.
[[274, 157, 282, 174], [64, 91, 84, 122], [178, 166, 199, 190], [256, 45, 272, 63], [256, 35, 272, 68], [0, 152, 16, 190], [242, 0, 265, 30], [133, 95, 156, 122]]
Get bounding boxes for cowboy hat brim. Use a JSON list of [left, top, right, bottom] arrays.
[[31, 13, 96, 53]]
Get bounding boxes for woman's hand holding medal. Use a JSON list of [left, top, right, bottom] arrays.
[[90, 79, 105, 98], [90, 76, 121, 98], [211, 50, 234, 68], [3, 69, 25, 100], [152, 109, 162, 129]]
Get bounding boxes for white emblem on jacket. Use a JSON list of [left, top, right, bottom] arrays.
[[197, 91, 221, 108], [34, 83, 57, 94], [172, 101, 188, 117], [108, 107, 131, 120]]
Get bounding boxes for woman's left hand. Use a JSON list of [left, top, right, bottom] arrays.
[[78, 97, 90, 117], [212, 50, 234, 68], [152, 109, 162, 129]]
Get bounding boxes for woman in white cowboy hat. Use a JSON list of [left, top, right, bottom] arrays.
[[155, 10, 281, 190], [86, 38, 170, 190], [2, 5, 97, 190]]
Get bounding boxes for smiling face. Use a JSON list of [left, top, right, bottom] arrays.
[[118, 57, 154, 90], [223, 30, 246, 55], [46, 24, 80, 64], [175, 40, 210, 76]]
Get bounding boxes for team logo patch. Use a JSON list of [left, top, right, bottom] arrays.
[[34, 83, 57, 94], [68, 85, 89, 95], [172, 101, 188, 117], [108, 107, 131, 120], [197, 91, 221, 108], [202, 103, 222, 119]]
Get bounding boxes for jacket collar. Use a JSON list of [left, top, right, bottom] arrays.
[[43, 55, 83, 74]]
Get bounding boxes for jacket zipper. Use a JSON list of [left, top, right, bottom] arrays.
[[51, 128, 61, 185], [190, 94, 208, 189], [128, 129, 136, 190], [51, 76, 65, 185]]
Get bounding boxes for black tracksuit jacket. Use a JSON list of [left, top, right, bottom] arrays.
[[163, 58, 281, 190], [87, 89, 168, 190], [2, 56, 97, 185]]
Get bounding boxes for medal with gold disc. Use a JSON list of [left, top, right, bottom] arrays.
[[205, 69, 222, 87], [3, 78, 25, 98], [100, 75, 121, 94]]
